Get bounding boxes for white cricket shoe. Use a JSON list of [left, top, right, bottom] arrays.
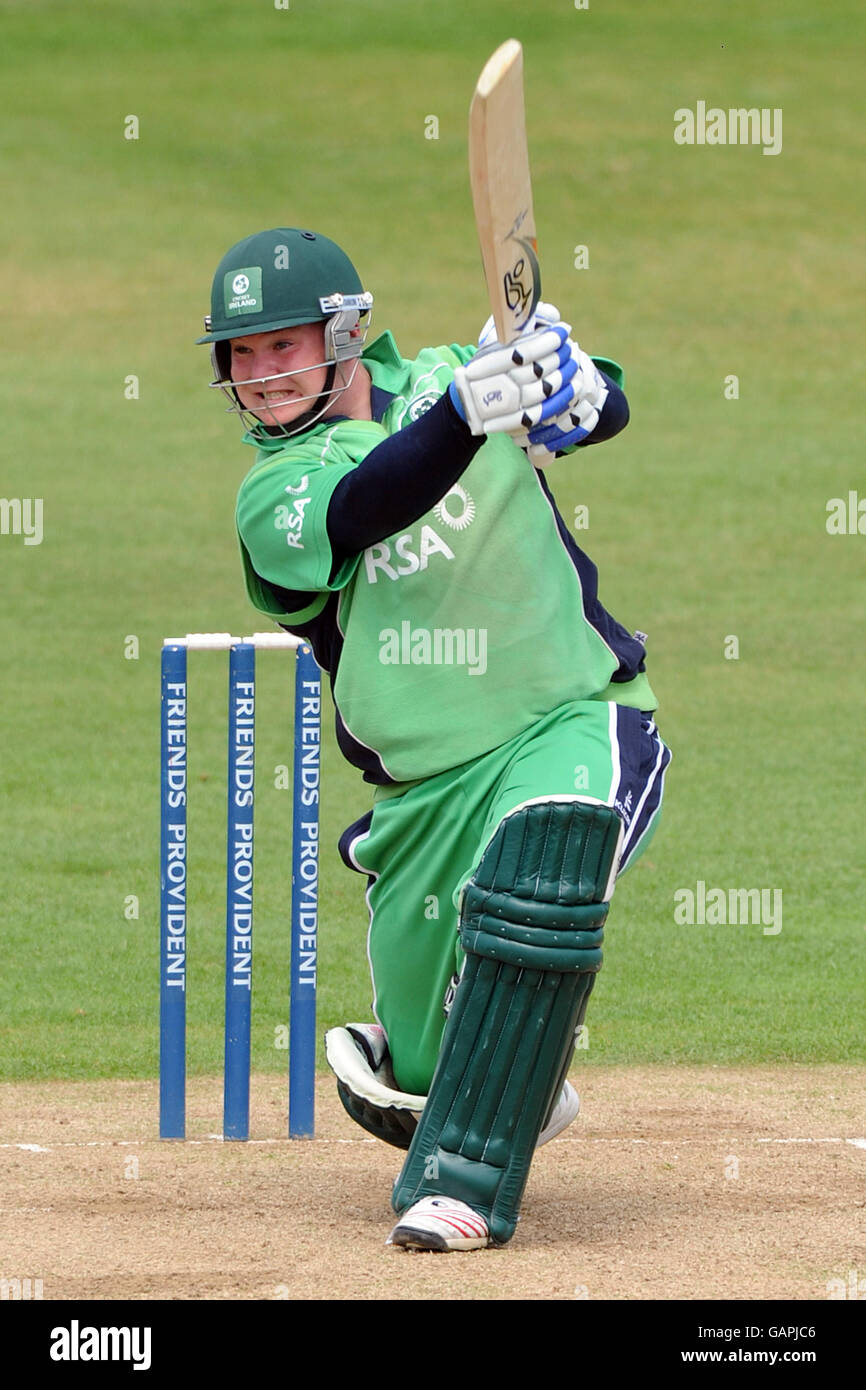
[[386, 1197, 490, 1252], [536, 1080, 580, 1147]]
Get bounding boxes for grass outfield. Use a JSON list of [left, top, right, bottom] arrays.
[[1, 0, 863, 1082]]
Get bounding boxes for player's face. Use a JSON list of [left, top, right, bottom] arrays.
[[229, 323, 329, 426]]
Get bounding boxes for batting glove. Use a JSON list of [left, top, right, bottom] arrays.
[[449, 325, 579, 436], [517, 347, 610, 456], [471, 302, 605, 453]]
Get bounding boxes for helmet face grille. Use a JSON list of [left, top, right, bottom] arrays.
[[208, 315, 373, 442]]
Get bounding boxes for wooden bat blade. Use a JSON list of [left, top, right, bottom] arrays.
[[469, 38, 541, 344]]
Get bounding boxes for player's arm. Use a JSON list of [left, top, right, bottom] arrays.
[[239, 385, 487, 611], [326, 327, 627, 567], [325, 320, 591, 563]]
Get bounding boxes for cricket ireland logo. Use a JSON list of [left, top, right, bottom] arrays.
[[224, 267, 263, 317]]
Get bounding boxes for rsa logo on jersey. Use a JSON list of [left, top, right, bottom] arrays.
[[363, 485, 476, 584], [273, 475, 311, 550]]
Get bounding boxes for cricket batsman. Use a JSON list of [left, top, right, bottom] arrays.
[[198, 227, 671, 1251]]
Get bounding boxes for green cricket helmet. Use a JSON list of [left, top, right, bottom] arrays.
[[197, 228, 373, 435]]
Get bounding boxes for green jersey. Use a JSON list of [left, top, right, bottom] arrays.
[[236, 332, 656, 785]]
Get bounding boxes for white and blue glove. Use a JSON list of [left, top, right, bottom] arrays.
[[473, 302, 609, 459], [449, 323, 578, 437]]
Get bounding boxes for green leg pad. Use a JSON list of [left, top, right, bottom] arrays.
[[391, 800, 622, 1246]]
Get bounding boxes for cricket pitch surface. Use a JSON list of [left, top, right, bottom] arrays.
[[1, 1066, 863, 1301]]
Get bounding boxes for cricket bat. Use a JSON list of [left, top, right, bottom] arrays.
[[469, 39, 542, 345]]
